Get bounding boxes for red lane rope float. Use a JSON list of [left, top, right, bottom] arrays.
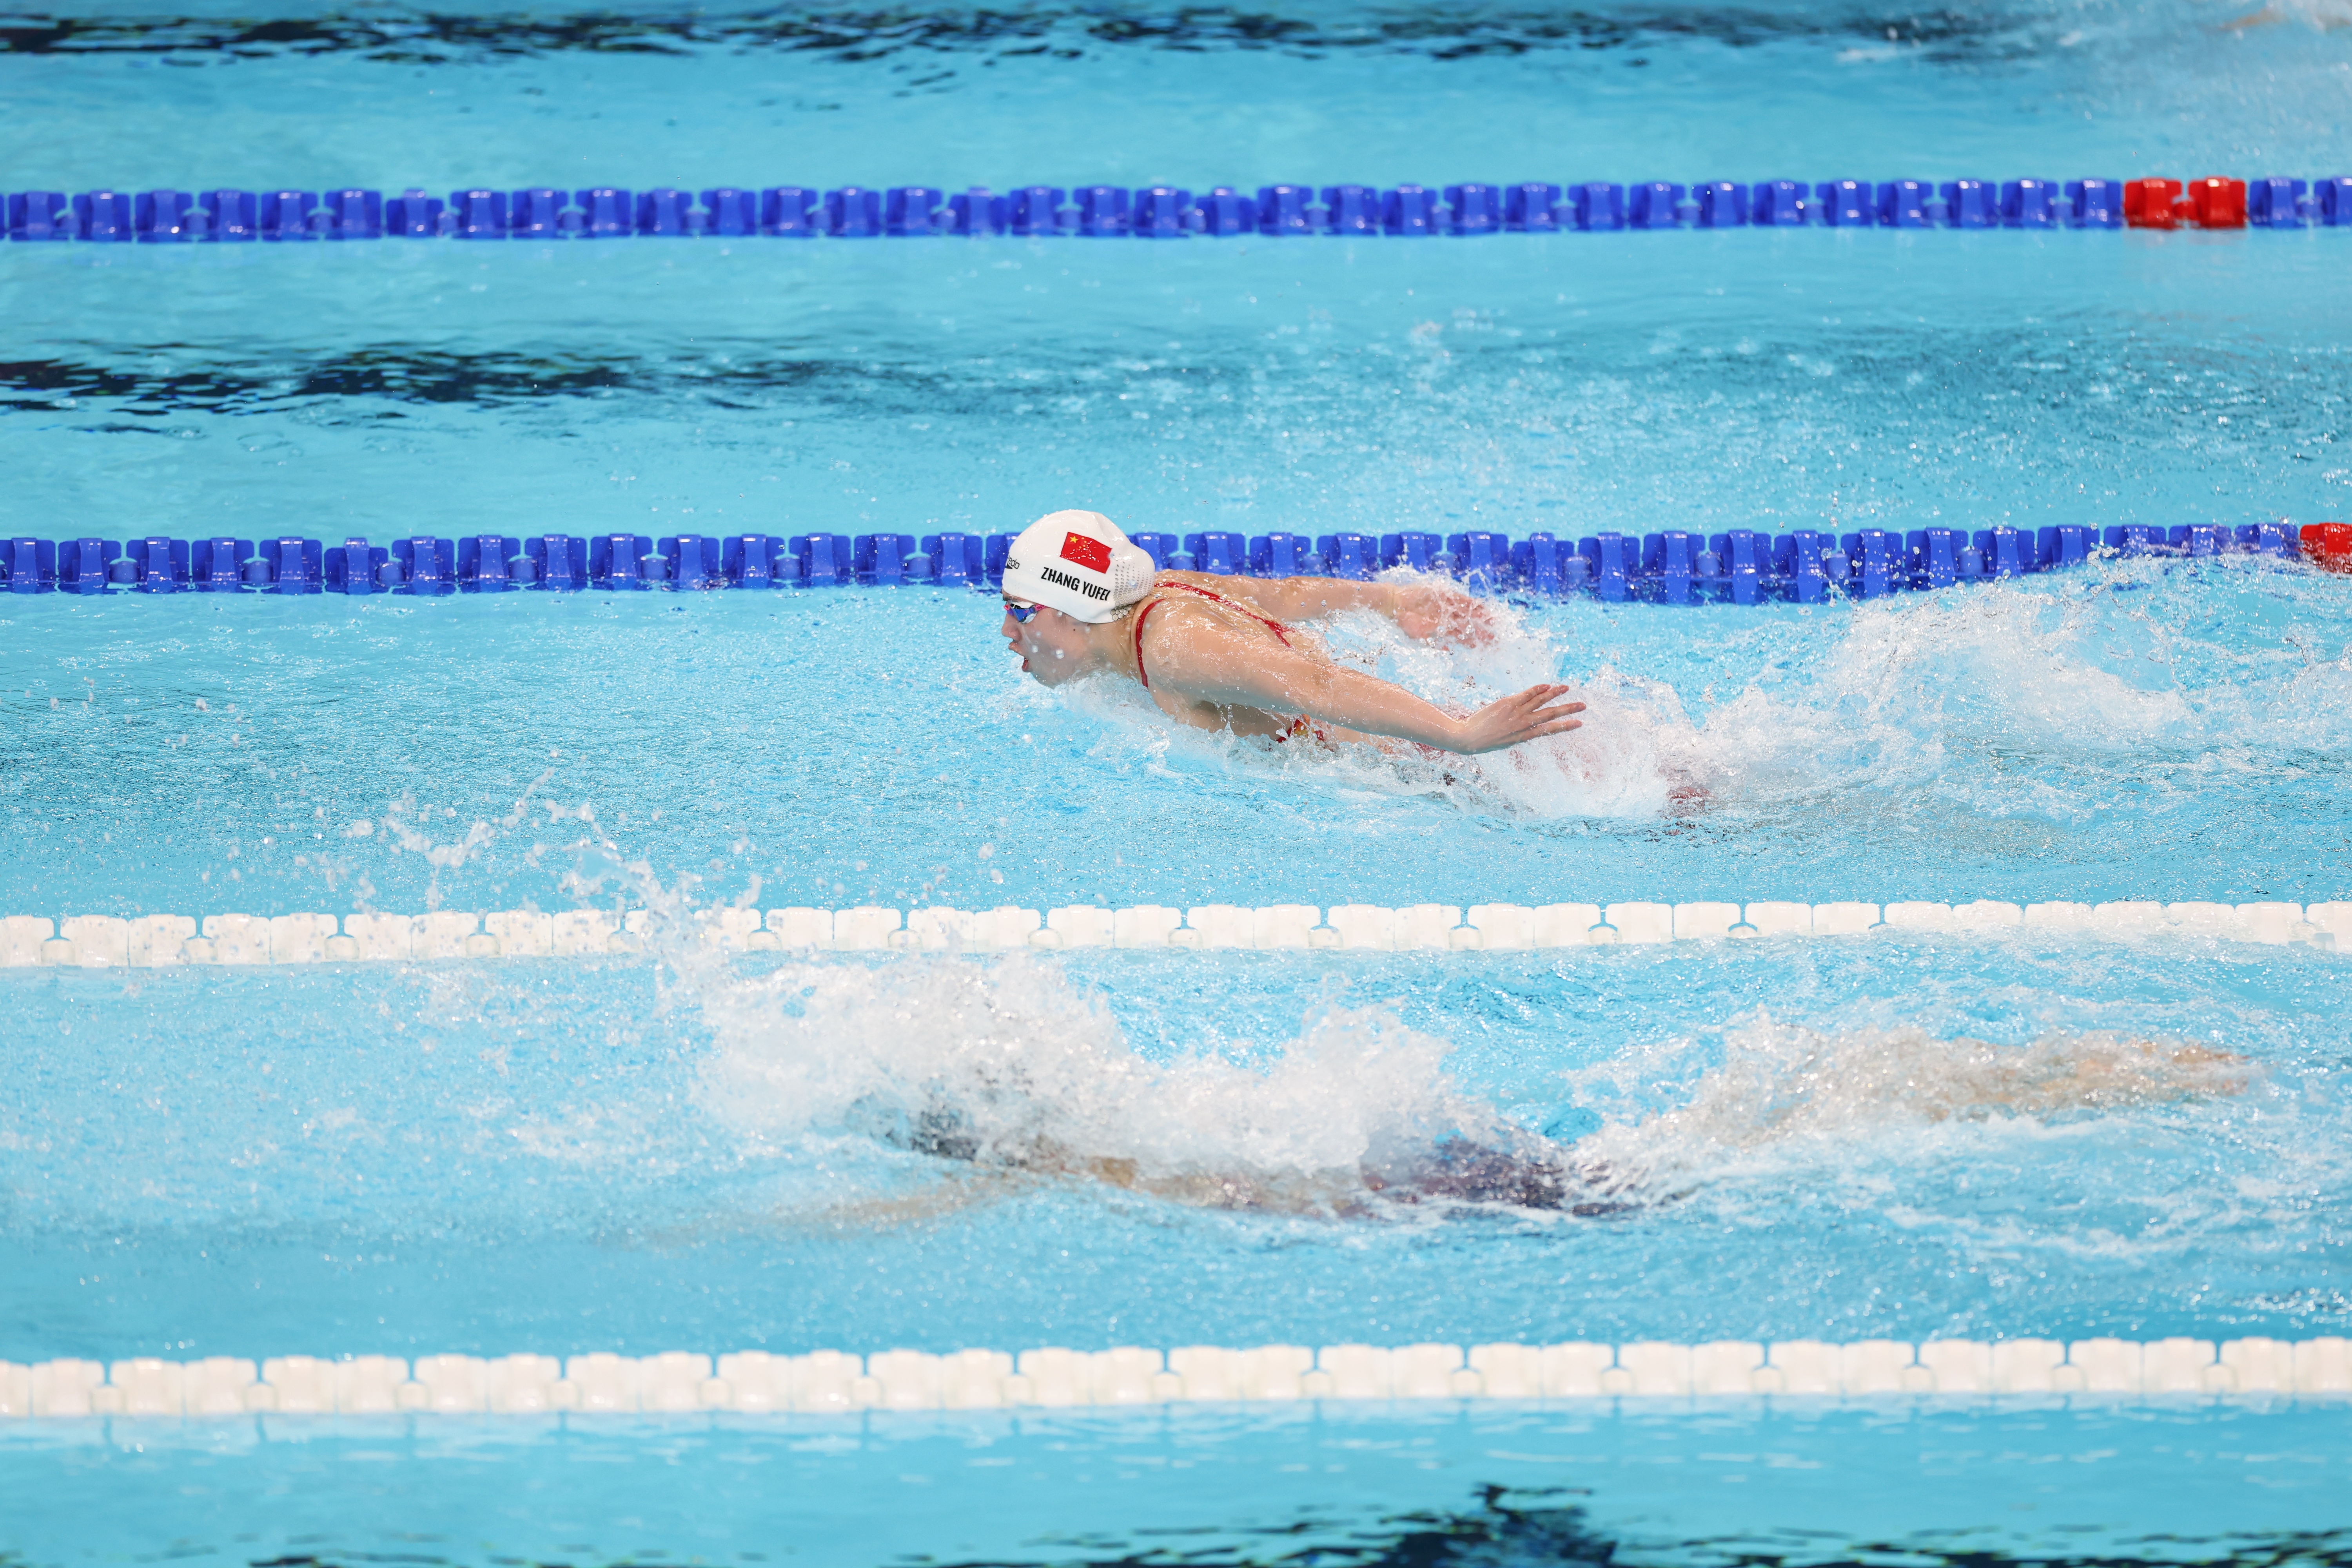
[[2307, 521, 2352, 574], [2126, 177, 2253, 230]]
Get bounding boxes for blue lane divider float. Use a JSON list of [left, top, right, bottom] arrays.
[[3, 524, 2340, 600], [10, 177, 2352, 244]]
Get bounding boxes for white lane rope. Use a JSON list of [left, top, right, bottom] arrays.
[[2, 899, 2343, 968], [4, 1337, 2347, 1418]]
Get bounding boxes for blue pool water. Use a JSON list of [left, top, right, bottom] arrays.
[[5, 0, 2352, 1562], [5, 1404, 2351, 1567]]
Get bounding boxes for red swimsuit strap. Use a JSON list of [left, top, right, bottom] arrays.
[[1156, 581, 1294, 642], [1131, 598, 1162, 689], [1132, 582, 1294, 691]]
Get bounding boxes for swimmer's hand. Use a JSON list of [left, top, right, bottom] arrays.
[[1443, 685, 1585, 755]]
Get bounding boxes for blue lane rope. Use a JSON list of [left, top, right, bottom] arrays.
[[0, 523, 2335, 600], [7, 177, 2352, 241]]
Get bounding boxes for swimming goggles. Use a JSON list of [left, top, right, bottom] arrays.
[[1002, 597, 1040, 623]]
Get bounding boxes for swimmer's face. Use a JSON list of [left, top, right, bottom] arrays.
[[1002, 601, 1092, 686]]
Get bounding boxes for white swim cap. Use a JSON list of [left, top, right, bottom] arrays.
[[999, 509, 1156, 624]]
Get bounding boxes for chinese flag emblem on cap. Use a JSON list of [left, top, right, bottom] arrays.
[[1060, 532, 1113, 573]]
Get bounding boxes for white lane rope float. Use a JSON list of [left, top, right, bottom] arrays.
[[1, 899, 2344, 968], [4, 1336, 2348, 1418]]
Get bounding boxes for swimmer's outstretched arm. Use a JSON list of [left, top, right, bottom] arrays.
[[1151, 613, 1582, 754], [1229, 577, 1497, 646]]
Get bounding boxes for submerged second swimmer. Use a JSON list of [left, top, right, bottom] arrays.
[[998, 508, 1585, 756], [824, 1030, 2255, 1227]]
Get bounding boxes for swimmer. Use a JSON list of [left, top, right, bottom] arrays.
[[997, 508, 1586, 755], [813, 1033, 2252, 1228]]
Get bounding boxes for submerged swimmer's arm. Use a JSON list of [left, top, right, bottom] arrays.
[[1143, 612, 1583, 755], [1238, 576, 1498, 647]]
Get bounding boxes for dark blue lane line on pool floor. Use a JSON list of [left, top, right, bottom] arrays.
[[2, 522, 2341, 601], [8, 177, 2352, 241]]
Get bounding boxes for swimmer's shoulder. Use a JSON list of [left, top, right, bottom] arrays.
[[1138, 577, 1244, 631], [1146, 572, 1288, 621], [1153, 568, 1249, 597]]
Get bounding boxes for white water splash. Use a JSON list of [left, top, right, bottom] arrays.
[[1605, 564, 2348, 818], [691, 955, 1517, 1198]]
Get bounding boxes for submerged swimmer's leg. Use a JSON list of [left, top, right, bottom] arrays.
[[637, 1167, 1036, 1246], [1899, 1036, 2256, 1123], [763, 1170, 1040, 1234]]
